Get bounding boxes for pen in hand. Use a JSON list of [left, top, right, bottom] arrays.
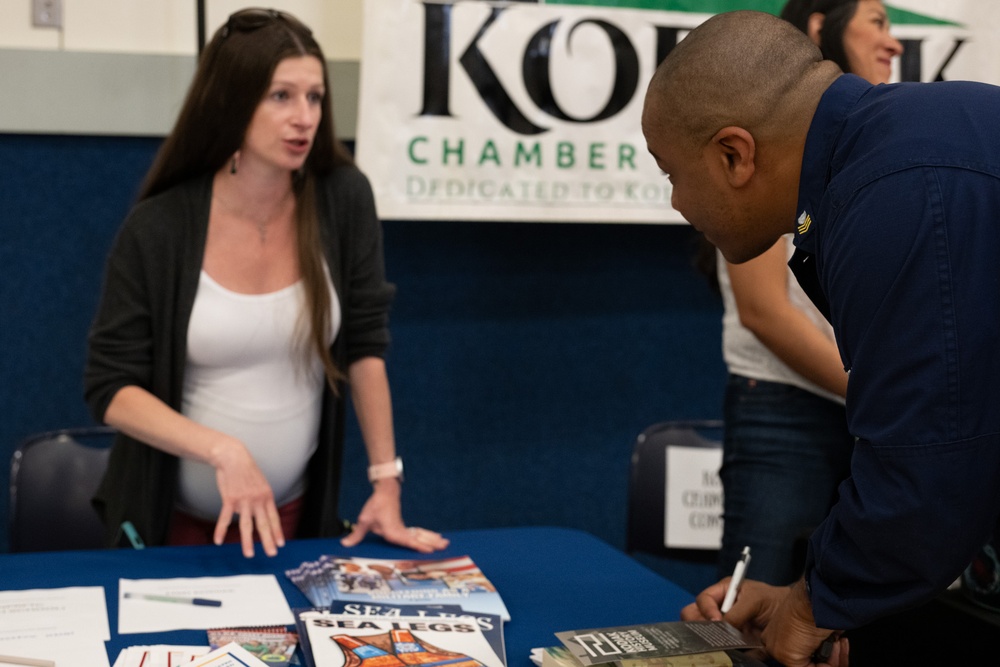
[[720, 546, 751, 614]]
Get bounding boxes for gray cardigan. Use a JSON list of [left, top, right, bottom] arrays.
[[84, 166, 395, 547]]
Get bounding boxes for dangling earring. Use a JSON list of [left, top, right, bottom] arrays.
[[230, 151, 240, 175]]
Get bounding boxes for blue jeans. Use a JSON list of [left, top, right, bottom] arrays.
[[718, 374, 854, 585]]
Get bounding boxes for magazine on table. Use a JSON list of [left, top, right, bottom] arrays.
[[555, 621, 762, 665], [326, 601, 506, 666], [534, 644, 767, 667], [294, 609, 506, 667], [285, 555, 510, 621]]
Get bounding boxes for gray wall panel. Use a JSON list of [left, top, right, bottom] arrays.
[[0, 49, 359, 138]]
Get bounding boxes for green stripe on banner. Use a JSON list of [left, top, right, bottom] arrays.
[[885, 6, 961, 27], [541, 0, 963, 27]]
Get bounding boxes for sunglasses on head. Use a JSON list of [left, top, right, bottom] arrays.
[[221, 8, 312, 39]]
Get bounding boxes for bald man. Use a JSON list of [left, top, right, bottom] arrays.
[[643, 10, 1000, 667]]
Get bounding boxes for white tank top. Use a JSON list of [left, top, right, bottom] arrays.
[[177, 268, 340, 519], [717, 236, 843, 404]]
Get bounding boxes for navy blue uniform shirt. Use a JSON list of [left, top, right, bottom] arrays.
[[791, 74, 1000, 630]]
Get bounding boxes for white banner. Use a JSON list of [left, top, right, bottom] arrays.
[[356, 0, 994, 223]]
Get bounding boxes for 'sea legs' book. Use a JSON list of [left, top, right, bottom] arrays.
[[296, 610, 506, 667], [327, 601, 506, 666]]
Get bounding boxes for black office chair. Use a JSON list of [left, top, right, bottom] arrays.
[[9, 427, 115, 552], [626, 420, 723, 564]]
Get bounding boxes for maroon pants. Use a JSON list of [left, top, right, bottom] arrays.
[[167, 496, 303, 546]]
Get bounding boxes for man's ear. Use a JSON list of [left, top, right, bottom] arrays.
[[807, 12, 824, 47], [710, 126, 755, 188]]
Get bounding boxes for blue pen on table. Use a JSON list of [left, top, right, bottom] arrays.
[[123, 592, 223, 607], [720, 546, 751, 614]]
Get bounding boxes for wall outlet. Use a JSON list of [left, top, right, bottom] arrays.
[[32, 0, 62, 28]]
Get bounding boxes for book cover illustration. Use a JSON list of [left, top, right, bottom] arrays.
[[555, 621, 762, 665], [296, 611, 505, 667], [286, 556, 510, 621], [327, 601, 506, 666], [534, 644, 767, 667]]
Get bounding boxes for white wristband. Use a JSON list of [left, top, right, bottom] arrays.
[[368, 456, 404, 483]]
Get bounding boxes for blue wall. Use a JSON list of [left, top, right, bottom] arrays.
[[0, 133, 725, 591]]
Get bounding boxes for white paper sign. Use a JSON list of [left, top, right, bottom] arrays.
[[664, 446, 723, 549]]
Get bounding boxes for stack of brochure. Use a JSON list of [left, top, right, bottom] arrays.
[[533, 620, 767, 667], [285, 555, 509, 667], [285, 555, 510, 621]]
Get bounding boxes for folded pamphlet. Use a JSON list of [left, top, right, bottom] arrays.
[[556, 621, 762, 665]]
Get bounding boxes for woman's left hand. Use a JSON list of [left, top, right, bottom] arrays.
[[340, 477, 450, 553]]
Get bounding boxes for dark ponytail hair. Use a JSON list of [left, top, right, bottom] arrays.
[[779, 0, 859, 76]]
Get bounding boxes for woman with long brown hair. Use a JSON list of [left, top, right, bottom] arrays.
[[85, 8, 447, 558]]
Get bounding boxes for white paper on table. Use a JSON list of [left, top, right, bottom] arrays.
[[111, 645, 210, 667], [118, 575, 294, 634], [188, 642, 269, 666], [0, 637, 110, 667], [0, 586, 110, 641]]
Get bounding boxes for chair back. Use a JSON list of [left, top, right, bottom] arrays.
[[9, 427, 115, 552], [626, 420, 723, 556]]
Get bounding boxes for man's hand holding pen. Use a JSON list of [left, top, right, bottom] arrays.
[[681, 551, 847, 667]]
